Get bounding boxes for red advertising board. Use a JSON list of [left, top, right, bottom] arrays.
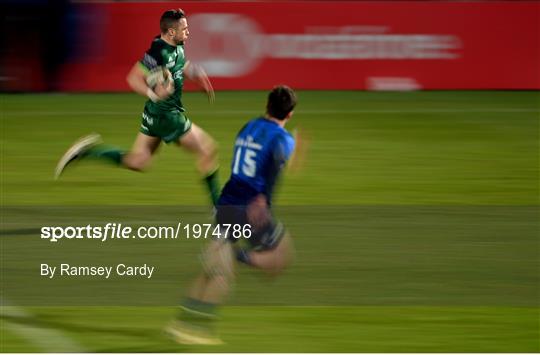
[[26, 2, 540, 90]]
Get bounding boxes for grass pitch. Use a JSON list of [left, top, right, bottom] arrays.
[[1, 91, 539, 352]]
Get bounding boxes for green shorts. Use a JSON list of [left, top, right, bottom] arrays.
[[140, 108, 192, 143]]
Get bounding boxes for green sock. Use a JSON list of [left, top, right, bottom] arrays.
[[181, 297, 218, 318], [82, 144, 125, 166], [178, 297, 218, 331], [203, 168, 220, 206]]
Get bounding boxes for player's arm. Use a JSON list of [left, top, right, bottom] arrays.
[[246, 194, 270, 230], [287, 128, 309, 174], [272, 132, 305, 175], [126, 63, 173, 102], [127, 46, 173, 102], [184, 60, 215, 103]]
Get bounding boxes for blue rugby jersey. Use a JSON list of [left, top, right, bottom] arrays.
[[219, 117, 295, 206]]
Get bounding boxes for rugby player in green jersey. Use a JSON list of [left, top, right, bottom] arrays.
[[55, 9, 220, 205]]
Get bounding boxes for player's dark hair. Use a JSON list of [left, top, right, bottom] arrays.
[[266, 85, 297, 120], [160, 9, 185, 33]]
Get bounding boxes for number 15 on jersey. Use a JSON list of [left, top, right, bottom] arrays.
[[232, 147, 257, 178]]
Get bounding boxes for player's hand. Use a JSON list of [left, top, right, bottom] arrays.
[[153, 79, 174, 101], [184, 61, 215, 104], [203, 79, 215, 104], [288, 127, 309, 174], [194, 66, 215, 103], [247, 194, 270, 231]]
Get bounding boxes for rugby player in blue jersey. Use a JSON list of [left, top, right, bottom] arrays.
[[166, 85, 300, 345]]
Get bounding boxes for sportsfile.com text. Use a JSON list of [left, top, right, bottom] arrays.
[[40, 223, 252, 242]]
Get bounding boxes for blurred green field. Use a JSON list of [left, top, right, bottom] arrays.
[[2, 91, 538, 205], [1, 91, 539, 352], [2, 306, 537, 352]]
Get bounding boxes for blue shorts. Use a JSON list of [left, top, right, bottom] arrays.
[[215, 205, 285, 251]]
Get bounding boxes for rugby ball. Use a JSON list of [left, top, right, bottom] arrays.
[[146, 67, 172, 88]]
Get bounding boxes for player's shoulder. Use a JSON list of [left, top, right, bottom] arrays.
[[265, 124, 294, 155], [149, 36, 165, 49], [267, 128, 294, 161], [148, 37, 179, 56], [253, 118, 293, 139], [239, 117, 264, 132], [282, 128, 294, 140], [141, 37, 165, 68], [276, 128, 295, 147]]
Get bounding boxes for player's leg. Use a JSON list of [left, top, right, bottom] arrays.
[[180, 238, 234, 308], [55, 106, 166, 178], [166, 238, 234, 344], [242, 233, 294, 275], [235, 216, 295, 275], [176, 123, 220, 206], [55, 133, 129, 178], [54, 132, 160, 178], [121, 133, 161, 171], [54, 133, 103, 179]]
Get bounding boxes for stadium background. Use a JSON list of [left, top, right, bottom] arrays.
[[1, 0, 539, 352]]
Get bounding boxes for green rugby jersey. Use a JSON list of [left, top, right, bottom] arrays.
[[139, 36, 187, 112]]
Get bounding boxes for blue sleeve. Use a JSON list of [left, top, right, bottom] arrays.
[[272, 133, 296, 168]]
